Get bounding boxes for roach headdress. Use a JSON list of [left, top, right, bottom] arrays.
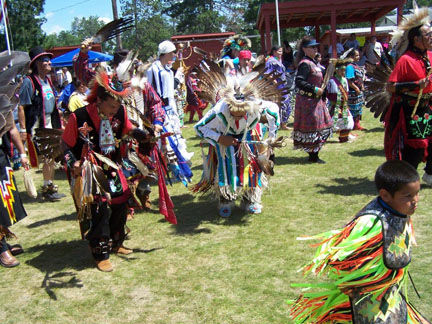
[[87, 70, 130, 103], [193, 59, 288, 115], [391, 2, 430, 58]]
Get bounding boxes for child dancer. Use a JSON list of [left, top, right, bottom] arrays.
[[290, 160, 429, 323]]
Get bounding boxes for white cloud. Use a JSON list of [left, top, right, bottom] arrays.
[[46, 24, 65, 35], [99, 17, 111, 24], [45, 12, 54, 18]]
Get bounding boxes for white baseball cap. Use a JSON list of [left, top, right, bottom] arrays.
[[158, 40, 177, 56]]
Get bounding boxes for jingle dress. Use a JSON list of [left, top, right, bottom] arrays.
[[293, 57, 333, 152]]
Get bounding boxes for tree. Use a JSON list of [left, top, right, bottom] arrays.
[[42, 16, 116, 53], [119, 0, 174, 60], [42, 31, 79, 49], [162, 0, 248, 34], [0, 0, 46, 51], [70, 16, 105, 42]]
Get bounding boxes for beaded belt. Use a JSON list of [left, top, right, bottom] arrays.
[[297, 89, 316, 98]]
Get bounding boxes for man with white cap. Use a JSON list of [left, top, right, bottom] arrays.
[[147, 40, 194, 183]]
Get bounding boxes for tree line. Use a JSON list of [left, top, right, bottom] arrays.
[[1, 0, 431, 59]]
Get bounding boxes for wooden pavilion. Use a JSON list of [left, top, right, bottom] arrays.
[[256, 0, 406, 56]]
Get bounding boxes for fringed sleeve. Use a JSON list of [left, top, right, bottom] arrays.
[[289, 214, 396, 323], [194, 111, 222, 146]]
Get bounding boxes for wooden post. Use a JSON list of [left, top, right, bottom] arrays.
[[397, 1, 405, 25], [260, 30, 266, 55], [371, 20, 376, 36], [265, 15, 272, 54], [331, 10, 337, 58]]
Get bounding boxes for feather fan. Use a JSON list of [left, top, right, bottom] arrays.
[[33, 128, 64, 161], [92, 17, 134, 43], [116, 51, 138, 82], [93, 151, 119, 170], [0, 51, 30, 136], [363, 51, 395, 122]]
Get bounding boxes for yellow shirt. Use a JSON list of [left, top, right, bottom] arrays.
[[68, 92, 87, 112]]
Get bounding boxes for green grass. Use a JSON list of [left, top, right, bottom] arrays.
[[1, 111, 431, 324]]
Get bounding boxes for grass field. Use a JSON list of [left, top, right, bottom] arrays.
[[1, 111, 431, 324]]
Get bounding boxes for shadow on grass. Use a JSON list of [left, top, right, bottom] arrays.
[[162, 193, 249, 235], [17, 191, 41, 205], [27, 212, 76, 228], [366, 126, 384, 133], [41, 271, 84, 300], [26, 239, 92, 273], [26, 239, 91, 299], [275, 155, 308, 165], [115, 247, 163, 262], [316, 177, 376, 196], [348, 148, 384, 158]]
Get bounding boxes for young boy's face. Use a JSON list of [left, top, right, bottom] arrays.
[[380, 181, 420, 216]]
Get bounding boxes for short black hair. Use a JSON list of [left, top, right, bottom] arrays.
[[375, 160, 419, 196]]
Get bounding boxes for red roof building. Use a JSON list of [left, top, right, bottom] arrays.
[[257, 0, 406, 56], [171, 32, 235, 68]]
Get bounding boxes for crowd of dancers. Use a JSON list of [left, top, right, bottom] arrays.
[[0, 5, 431, 322]]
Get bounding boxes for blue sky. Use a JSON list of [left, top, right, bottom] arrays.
[[42, 0, 116, 35]]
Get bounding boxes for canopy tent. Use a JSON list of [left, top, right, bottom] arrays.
[[256, 0, 406, 56], [51, 48, 113, 67]]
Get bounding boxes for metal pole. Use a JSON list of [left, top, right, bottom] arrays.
[[1, 0, 10, 54], [275, 0, 281, 46]]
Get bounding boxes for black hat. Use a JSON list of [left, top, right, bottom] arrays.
[[29, 46, 53, 67], [303, 39, 320, 48]]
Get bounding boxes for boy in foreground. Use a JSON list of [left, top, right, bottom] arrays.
[[290, 160, 429, 323]]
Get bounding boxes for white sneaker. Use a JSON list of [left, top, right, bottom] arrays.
[[422, 172, 432, 185]]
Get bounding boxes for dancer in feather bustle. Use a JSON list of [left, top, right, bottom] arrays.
[[387, 7, 432, 186], [73, 27, 182, 219], [62, 71, 176, 272], [192, 59, 286, 217], [366, 5, 432, 185], [289, 160, 430, 323]]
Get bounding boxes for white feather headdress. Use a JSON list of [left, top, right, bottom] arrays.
[[391, 2, 430, 57], [193, 59, 288, 115]]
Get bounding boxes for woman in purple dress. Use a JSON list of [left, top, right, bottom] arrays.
[[292, 36, 333, 163], [265, 45, 291, 130]]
